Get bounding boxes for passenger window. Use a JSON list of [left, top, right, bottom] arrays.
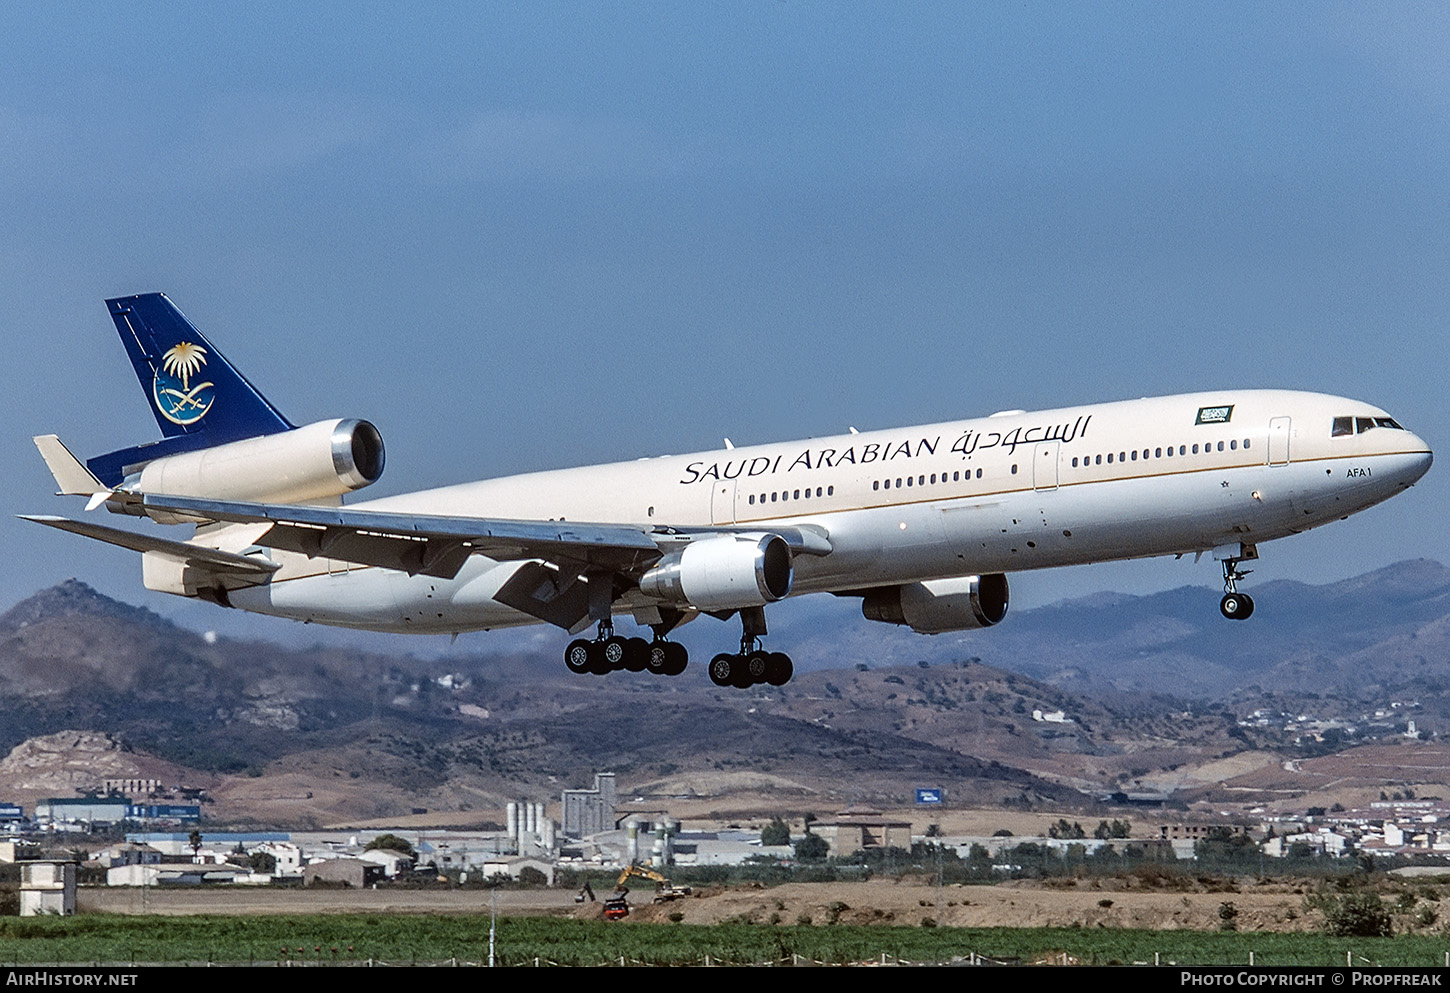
[[1243, 439, 1250, 449], [873, 481, 879, 491], [827, 486, 834, 495], [1107, 453, 1114, 463], [1230, 440, 1237, 450], [919, 475, 925, 486], [975, 469, 982, 479], [1130, 450, 1137, 461], [1155, 448, 1162, 458], [1217, 441, 1224, 452], [1192, 444, 1199, 454], [1179, 445, 1186, 455], [749, 494, 756, 504], [1011, 464, 1018, 475]]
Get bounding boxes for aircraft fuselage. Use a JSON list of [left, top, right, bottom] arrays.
[[227, 388, 1431, 633]]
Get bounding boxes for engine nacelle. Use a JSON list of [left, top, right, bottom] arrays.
[[131, 419, 384, 521], [861, 573, 1009, 634], [639, 534, 793, 611]]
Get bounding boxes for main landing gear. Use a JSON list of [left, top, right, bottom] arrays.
[[706, 606, 794, 689], [1219, 557, 1255, 621], [560, 606, 795, 688], [563, 623, 687, 677]]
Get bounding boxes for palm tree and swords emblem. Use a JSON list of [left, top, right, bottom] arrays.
[[152, 341, 215, 425]]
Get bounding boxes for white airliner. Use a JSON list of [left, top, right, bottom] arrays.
[[27, 294, 1433, 688]]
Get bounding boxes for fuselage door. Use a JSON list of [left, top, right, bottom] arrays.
[[1032, 441, 1060, 491], [711, 481, 736, 525], [1269, 417, 1291, 466]]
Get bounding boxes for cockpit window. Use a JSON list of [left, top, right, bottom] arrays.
[[1334, 415, 1404, 437]]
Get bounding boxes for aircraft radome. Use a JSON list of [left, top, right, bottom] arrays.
[[26, 294, 1433, 688]]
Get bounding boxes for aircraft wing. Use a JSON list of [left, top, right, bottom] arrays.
[[32, 493, 835, 632], [137, 493, 665, 580], [135, 493, 833, 580]]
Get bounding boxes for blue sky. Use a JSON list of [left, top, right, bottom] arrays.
[[3, 3, 1446, 648]]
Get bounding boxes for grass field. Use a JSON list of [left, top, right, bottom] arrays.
[[1, 914, 1448, 966]]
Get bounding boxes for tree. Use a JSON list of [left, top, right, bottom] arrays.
[[248, 851, 277, 874], [517, 866, 548, 887], [364, 833, 416, 858], [760, 817, 791, 847], [1321, 893, 1393, 937], [794, 832, 829, 861]]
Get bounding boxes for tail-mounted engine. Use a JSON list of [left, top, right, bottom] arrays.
[[124, 418, 384, 521], [639, 533, 793, 611], [861, 573, 1009, 634]]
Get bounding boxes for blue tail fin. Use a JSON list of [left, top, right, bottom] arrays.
[[87, 294, 295, 487]]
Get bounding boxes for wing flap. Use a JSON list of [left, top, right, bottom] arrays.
[[129, 494, 833, 583], [139, 493, 664, 576], [261, 522, 474, 579]]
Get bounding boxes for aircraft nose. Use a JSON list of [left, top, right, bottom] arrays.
[[1397, 436, 1433, 487], [1411, 444, 1433, 482]]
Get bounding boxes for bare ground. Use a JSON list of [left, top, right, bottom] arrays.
[[79, 876, 1425, 935]]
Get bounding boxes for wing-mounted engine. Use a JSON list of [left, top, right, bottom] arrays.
[[120, 419, 384, 522], [638, 533, 793, 611], [861, 573, 1009, 634]]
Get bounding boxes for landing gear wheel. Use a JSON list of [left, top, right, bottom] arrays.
[[664, 642, 688, 676], [623, 637, 649, 672], [646, 641, 671, 675], [601, 636, 628, 672], [740, 650, 771, 688], [765, 652, 793, 686], [564, 639, 593, 675], [1220, 593, 1254, 620], [708, 653, 736, 687]]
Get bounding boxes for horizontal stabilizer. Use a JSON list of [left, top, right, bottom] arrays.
[[19, 515, 280, 576], [33, 436, 104, 497]]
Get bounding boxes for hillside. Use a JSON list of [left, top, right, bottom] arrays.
[[0, 562, 1445, 826]]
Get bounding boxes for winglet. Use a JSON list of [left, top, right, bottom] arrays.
[[33, 435, 105, 498]]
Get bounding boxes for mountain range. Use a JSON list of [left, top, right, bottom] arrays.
[[0, 562, 1446, 827]]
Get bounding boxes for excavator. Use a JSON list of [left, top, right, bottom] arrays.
[[602, 864, 693, 920]]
